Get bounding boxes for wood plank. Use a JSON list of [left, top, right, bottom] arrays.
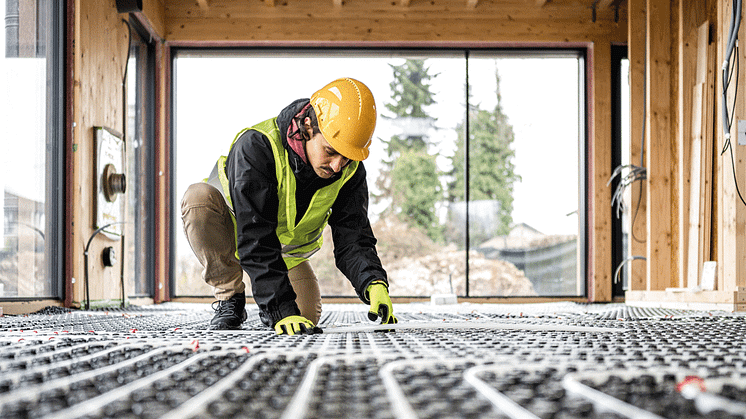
[[687, 82, 704, 288], [138, 0, 166, 39], [153, 42, 171, 303], [592, 41, 613, 302], [626, 0, 647, 292], [166, 19, 626, 43], [598, 0, 615, 10], [718, 0, 746, 294], [686, 22, 708, 289], [165, 1, 622, 20], [676, 9, 701, 289], [700, 39, 715, 286], [164, 0, 627, 43], [626, 290, 738, 311], [72, 0, 130, 305], [686, 22, 713, 290], [645, 0, 675, 291]]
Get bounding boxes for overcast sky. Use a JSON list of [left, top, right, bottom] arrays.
[[173, 53, 581, 261]]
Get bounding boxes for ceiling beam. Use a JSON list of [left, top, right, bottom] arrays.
[[598, 0, 614, 9], [196, 0, 209, 12]]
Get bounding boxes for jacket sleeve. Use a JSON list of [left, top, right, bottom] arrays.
[[226, 130, 300, 325], [328, 162, 388, 304]]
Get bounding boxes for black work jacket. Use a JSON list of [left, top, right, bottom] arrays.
[[225, 99, 387, 325]]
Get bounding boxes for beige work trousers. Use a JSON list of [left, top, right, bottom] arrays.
[[180, 182, 322, 325]]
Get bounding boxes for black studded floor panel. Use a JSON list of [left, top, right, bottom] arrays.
[[1, 302, 746, 418]]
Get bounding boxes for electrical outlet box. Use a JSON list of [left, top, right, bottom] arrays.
[[94, 127, 126, 239], [738, 120, 746, 146]]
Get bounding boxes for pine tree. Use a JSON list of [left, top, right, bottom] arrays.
[[375, 59, 443, 242], [448, 64, 520, 242]]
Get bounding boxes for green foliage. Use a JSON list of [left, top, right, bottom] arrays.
[[448, 66, 520, 237], [375, 59, 444, 242], [391, 151, 443, 242], [385, 59, 437, 120]]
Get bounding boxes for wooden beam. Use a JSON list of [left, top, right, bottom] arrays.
[[718, 0, 746, 295], [598, 0, 614, 10], [645, 0, 676, 291], [687, 22, 714, 289], [626, 0, 647, 293], [591, 41, 613, 302]]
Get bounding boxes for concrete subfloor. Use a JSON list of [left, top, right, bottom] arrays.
[[1, 302, 746, 418]]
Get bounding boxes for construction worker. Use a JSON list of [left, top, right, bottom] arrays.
[[181, 78, 397, 334]]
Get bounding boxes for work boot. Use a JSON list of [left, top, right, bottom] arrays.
[[210, 292, 248, 330]]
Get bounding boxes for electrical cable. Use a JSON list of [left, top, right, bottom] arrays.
[[82, 19, 133, 311], [83, 222, 127, 310], [720, 0, 746, 208], [121, 19, 132, 87], [613, 256, 646, 285], [608, 43, 647, 244]]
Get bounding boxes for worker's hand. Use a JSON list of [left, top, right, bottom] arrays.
[[366, 281, 398, 325], [274, 315, 322, 335]]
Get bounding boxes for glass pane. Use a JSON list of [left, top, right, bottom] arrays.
[[124, 30, 151, 297], [173, 51, 465, 297], [173, 50, 585, 298], [620, 57, 631, 290], [0, 0, 56, 298], [466, 55, 582, 296]]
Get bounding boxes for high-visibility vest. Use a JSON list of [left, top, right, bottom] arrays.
[[211, 117, 359, 269]]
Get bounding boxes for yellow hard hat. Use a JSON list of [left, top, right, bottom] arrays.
[[310, 77, 377, 161]]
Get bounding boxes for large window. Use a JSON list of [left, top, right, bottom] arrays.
[[173, 49, 585, 298], [1, 0, 64, 299]]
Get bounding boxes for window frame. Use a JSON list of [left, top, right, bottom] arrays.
[[0, 0, 66, 301], [169, 46, 590, 299], [610, 44, 629, 297], [125, 17, 158, 298]]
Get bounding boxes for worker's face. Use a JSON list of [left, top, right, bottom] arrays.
[[304, 118, 350, 179]]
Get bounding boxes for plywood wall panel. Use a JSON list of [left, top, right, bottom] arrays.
[[645, 0, 676, 291], [626, 0, 647, 292], [70, 0, 130, 305], [591, 41, 613, 302], [718, 0, 746, 294]]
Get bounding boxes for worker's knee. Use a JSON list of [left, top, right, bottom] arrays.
[[181, 183, 225, 217]]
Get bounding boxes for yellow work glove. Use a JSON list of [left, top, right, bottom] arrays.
[[274, 315, 321, 336], [366, 280, 398, 325]]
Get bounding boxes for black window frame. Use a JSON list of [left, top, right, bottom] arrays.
[[124, 16, 157, 298], [610, 44, 629, 297], [169, 46, 589, 299]]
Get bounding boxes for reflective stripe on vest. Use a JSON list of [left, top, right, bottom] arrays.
[[214, 117, 358, 269]]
